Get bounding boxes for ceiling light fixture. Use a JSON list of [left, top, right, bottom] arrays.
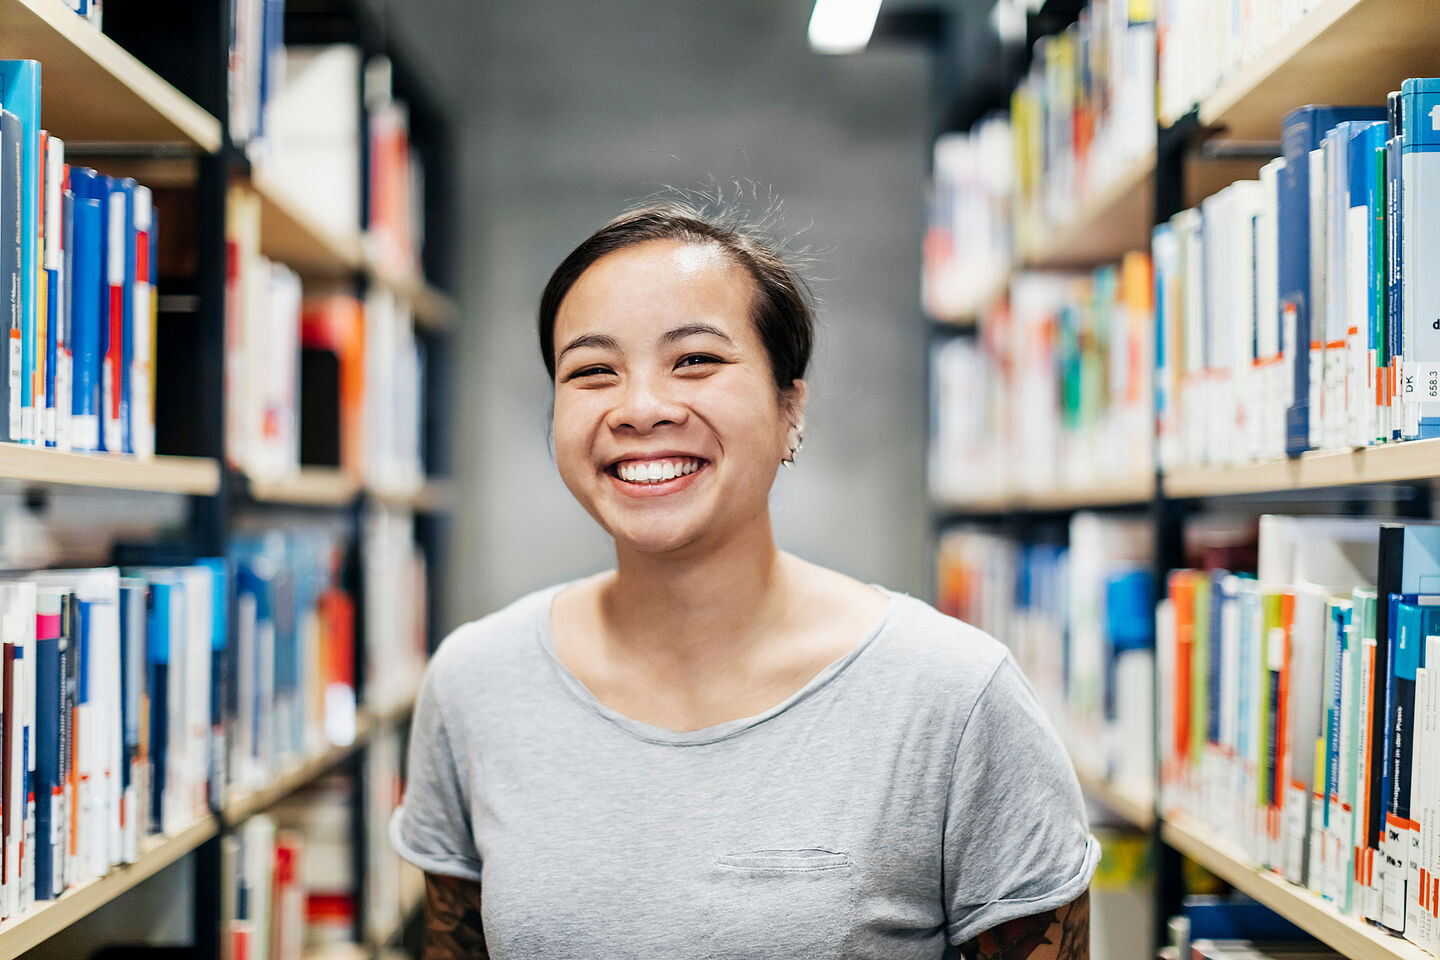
[[807, 0, 885, 55]]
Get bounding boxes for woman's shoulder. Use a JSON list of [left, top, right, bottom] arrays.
[[867, 588, 1012, 699], [422, 581, 565, 698]]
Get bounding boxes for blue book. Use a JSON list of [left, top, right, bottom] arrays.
[[1280, 104, 1386, 456], [33, 590, 64, 899], [1, 107, 21, 444], [1323, 601, 1350, 835], [0, 62, 40, 444], [1400, 78, 1440, 439], [145, 582, 170, 833], [68, 178, 102, 453], [1207, 572, 1228, 746]]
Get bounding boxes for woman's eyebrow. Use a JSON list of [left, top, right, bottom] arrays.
[[662, 323, 734, 345], [557, 333, 621, 363]]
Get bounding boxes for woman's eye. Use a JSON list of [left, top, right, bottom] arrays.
[[563, 365, 615, 382], [676, 354, 721, 369]]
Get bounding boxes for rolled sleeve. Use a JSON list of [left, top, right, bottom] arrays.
[[389, 663, 484, 881], [942, 656, 1100, 946]]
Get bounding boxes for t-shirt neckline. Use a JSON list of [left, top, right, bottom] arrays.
[[534, 581, 901, 747]]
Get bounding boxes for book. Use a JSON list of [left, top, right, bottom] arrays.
[[0, 63, 39, 445], [1400, 78, 1440, 439], [1, 107, 21, 444]]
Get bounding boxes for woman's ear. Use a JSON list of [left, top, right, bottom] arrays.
[[786, 379, 808, 436]]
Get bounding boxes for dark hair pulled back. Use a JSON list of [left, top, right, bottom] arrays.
[[538, 202, 813, 391]]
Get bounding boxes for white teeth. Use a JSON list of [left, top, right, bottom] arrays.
[[614, 458, 701, 484]]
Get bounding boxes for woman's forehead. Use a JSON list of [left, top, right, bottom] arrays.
[[556, 239, 755, 339]]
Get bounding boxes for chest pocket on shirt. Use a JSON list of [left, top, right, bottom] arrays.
[[706, 848, 858, 958]]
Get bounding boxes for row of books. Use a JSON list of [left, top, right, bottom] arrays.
[[223, 774, 353, 960], [0, 60, 160, 457], [0, 564, 224, 922], [922, 116, 1012, 320], [0, 513, 430, 928], [1010, 0, 1156, 251], [1159, 518, 1440, 955], [361, 503, 428, 713], [1155, 86, 1440, 470], [1156, 0, 1319, 125], [936, 513, 1156, 791], [226, 185, 428, 488], [928, 256, 1153, 503], [220, 727, 419, 960]]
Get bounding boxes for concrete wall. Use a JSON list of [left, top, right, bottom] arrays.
[[370, 0, 933, 625]]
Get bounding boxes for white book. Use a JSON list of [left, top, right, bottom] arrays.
[[1257, 158, 1286, 460], [181, 567, 213, 825], [1405, 664, 1430, 943], [1308, 147, 1327, 450], [130, 186, 154, 461]]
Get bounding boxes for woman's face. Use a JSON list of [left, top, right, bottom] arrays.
[[551, 239, 802, 557]]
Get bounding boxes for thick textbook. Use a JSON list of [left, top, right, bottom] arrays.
[[1400, 78, 1440, 440], [0, 63, 39, 445]]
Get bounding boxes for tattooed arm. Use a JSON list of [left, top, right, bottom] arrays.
[[423, 872, 488, 959], [959, 889, 1090, 960]]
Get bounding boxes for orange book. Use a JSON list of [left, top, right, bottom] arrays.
[[300, 296, 364, 477]]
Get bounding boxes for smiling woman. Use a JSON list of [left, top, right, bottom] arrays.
[[389, 201, 1099, 960]]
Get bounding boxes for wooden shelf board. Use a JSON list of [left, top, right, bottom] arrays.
[[934, 475, 1156, 516], [250, 167, 366, 277], [930, 266, 1011, 328], [223, 723, 371, 826], [223, 691, 417, 827], [301, 944, 370, 960], [1163, 438, 1440, 499], [1198, 0, 1440, 142], [0, 0, 220, 152], [370, 263, 457, 332], [1020, 148, 1156, 269], [248, 468, 362, 506], [1074, 768, 1155, 830], [370, 478, 453, 513], [0, 815, 218, 960], [0, 444, 219, 494], [1162, 814, 1432, 960]]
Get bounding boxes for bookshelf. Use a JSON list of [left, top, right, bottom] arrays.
[[1161, 814, 1434, 960], [1195, 0, 1440, 142], [0, 0, 221, 151], [0, 0, 454, 955], [0, 816, 219, 960], [923, 1, 1440, 958]]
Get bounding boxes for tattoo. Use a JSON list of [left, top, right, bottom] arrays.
[[424, 872, 489, 959], [962, 890, 1089, 960]]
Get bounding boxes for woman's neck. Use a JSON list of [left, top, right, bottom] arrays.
[[601, 514, 794, 673]]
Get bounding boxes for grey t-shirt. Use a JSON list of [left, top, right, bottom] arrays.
[[390, 583, 1099, 959]]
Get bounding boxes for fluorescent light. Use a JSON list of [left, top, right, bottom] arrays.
[[808, 0, 884, 55]]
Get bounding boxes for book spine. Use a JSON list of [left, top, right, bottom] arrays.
[[1400, 78, 1440, 438], [33, 619, 57, 901], [146, 583, 168, 835], [57, 173, 72, 452], [1, 108, 21, 444], [41, 136, 61, 448], [101, 184, 127, 454], [131, 188, 154, 460], [69, 195, 101, 453], [0, 63, 41, 446]]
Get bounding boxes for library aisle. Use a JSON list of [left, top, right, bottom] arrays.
[[5, 0, 1440, 959]]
